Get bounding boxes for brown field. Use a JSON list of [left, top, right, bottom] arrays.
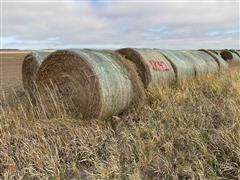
[[0, 51, 240, 179], [0, 51, 30, 91]]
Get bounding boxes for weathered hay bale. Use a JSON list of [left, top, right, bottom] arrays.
[[22, 51, 53, 95], [156, 50, 195, 81], [188, 50, 219, 74], [36, 49, 145, 119], [220, 50, 240, 64], [199, 49, 228, 71], [118, 56, 146, 108], [117, 48, 175, 88], [229, 49, 240, 56], [180, 51, 209, 77]]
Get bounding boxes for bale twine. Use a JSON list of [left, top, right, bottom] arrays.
[[36, 49, 145, 119], [22, 51, 53, 96], [156, 49, 195, 81], [199, 49, 228, 71], [188, 50, 219, 74], [220, 50, 240, 65], [117, 48, 175, 88]]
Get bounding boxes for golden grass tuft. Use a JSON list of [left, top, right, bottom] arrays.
[[0, 69, 240, 179]]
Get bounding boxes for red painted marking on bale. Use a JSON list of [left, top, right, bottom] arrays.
[[148, 60, 170, 71]]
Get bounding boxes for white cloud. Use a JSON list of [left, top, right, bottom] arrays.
[[2, 0, 240, 49]]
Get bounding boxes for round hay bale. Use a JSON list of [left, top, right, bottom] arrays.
[[188, 50, 219, 74], [36, 49, 145, 119], [229, 49, 240, 57], [199, 49, 228, 71], [156, 50, 195, 81], [117, 48, 175, 88], [220, 50, 240, 64], [22, 51, 53, 96], [181, 51, 209, 77]]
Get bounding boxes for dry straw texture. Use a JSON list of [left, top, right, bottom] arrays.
[[1, 69, 240, 179], [118, 48, 175, 88], [36, 49, 145, 119], [22, 51, 53, 96]]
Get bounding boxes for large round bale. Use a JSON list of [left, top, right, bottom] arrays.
[[199, 49, 228, 71], [220, 50, 240, 64], [117, 48, 175, 88], [156, 50, 195, 81], [188, 50, 219, 74], [36, 49, 145, 119], [229, 49, 240, 56], [180, 51, 209, 77], [22, 50, 53, 95]]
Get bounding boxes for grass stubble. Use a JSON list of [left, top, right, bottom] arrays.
[[0, 69, 240, 179]]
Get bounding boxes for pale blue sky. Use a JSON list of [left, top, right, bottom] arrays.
[[2, 0, 240, 50]]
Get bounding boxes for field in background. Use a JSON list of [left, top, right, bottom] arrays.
[[0, 63, 239, 179], [0, 51, 29, 91]]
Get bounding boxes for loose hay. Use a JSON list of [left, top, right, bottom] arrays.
[[118, 48, 176, 88], [36, 49, 145, 119]]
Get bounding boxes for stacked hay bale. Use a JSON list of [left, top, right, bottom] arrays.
[[199, 49, 228, 71], [117, 48, 175, 88], [36, 49, 145, 119], [156, 49, 195, 81], [22, 50, 53, 97]]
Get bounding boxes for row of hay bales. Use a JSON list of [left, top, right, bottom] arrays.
[[22, 48, 239, 119]]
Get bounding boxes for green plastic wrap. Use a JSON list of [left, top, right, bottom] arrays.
[[157, 49, 195, 81], [118, 48, 176, 88], [36, 49, 140, 119]]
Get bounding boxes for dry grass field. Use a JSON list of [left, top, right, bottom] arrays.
[[0, 52, 29, 91], [0, 52, 240, 179]]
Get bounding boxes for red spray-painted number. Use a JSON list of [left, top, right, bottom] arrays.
[[148, 60, 170, 71]]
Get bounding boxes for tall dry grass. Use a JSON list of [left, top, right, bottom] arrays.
[[0, 69, 240, 179]]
